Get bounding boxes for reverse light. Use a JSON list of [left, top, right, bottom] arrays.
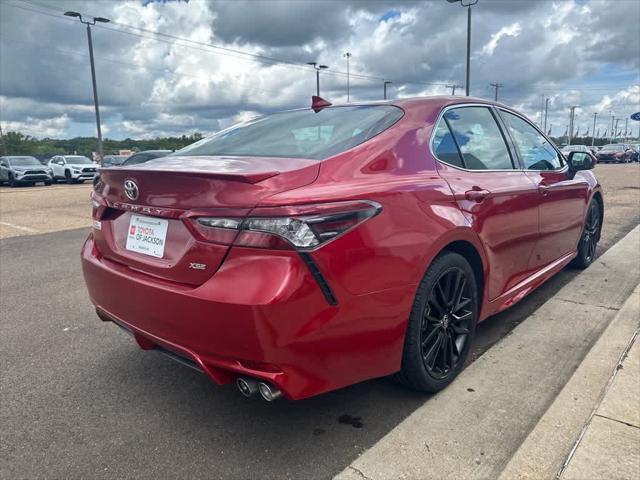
[[189, 200, 382, 251]]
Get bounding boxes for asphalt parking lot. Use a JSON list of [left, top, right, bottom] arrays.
[[1, 164, 639, 479]]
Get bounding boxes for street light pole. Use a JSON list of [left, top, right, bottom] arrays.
[[64, 11, 110, 161], [344, 52, 352, 102], [307, 62, 329, 97], [591, 112, 598, 147], [383, 80, 392, 100], [448, 0, 478, 96], [568, 106, 578, 146], [543, 97, 550, 133]]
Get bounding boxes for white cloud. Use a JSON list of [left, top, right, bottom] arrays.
[[481, 23, 522, 56]]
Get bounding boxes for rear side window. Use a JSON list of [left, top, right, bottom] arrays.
[[500, 110, 563, 170], [175, 106, 404, 160], [437, 107, 514, 170], [432, 121, 464, 168]]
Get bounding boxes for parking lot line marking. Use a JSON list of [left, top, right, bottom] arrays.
[[0, 221, 38, 233]]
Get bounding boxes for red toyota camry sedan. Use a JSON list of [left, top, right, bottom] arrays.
[[82, 97, 603, 401]]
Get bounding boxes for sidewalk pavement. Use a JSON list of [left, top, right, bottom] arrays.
[[336, 225, 640, 480], [559, 330, 639, 480]]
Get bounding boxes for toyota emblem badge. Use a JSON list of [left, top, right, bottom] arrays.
[[124, 179, 139, 201]]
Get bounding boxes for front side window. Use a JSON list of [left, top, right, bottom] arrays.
[[175, 106, 404, 160], [442, 107, 514, 170], [500, 110, 563, 170]]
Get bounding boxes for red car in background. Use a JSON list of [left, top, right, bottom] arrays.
[[82, 97, 603, 401], [596, 144, 635, 163]]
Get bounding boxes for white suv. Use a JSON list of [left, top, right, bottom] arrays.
[[48, 155, 98, 184]]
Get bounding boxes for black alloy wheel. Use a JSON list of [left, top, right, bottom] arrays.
[[572, 200, 601, 269], [398, 252, 478, 393], [420, 267, 474, 379]]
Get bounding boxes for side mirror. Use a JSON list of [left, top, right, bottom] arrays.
[[568, 151, 594, 171]]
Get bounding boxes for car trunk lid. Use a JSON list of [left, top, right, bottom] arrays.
[[92, 155, 319, 285]]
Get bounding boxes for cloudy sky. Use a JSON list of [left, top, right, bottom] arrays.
[[0, 0, 639, 140]]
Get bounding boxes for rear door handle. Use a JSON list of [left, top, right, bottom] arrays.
[[464, 189, 491, 202], [538, 184, 550, 196]]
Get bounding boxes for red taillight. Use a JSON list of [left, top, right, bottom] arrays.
[[90, 192, 108, 220], [187, 200, 382, 251]]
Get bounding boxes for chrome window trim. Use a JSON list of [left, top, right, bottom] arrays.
[[430, 102, 569, 174]]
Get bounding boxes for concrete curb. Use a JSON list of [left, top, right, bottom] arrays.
[[335, 225, 640, 480], [498, 284, 639, 480]]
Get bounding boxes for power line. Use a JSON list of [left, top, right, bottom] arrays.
[[11, 0, 455, 88]]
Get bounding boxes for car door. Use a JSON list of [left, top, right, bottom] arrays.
[[433, 105, 540, 301], [498, 109, 589, 269], [55, 157, 66, 177]]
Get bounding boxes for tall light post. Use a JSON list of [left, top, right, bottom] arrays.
[[343, 52, 352, 102], [591, 112, 598, 147], [447, 0, 478, 96], [543, 97, 550, 133], [64, 11, 109, 161], [568, 106, 578, 146], [307, 62, 329, 97], [383, 80, 392, 100]]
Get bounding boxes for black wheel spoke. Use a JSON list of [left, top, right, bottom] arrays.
[[424, 332, 442, 366], [420, 266, 476, 378], [421, 326, 440, 349]]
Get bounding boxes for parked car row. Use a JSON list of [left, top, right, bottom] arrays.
[[595, 144, 638, 163], [0, 150, 174, 187]]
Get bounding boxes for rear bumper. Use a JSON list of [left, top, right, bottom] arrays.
[[81, 234, 412, 399]]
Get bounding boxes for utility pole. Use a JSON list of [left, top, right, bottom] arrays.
[[614, 118, 620, 141], [446, 84, 463, 95], [447, 0, 478, 96], [543, 97, 550, 133], [591, 112, 598, 147], [383, 80, 392, 100], [343, 52, 352, 102], [64, 11, 110, 161], [568, 106, 578, 146], [609, 112, 614, 142], [307, 62, 329, 97], [490, 82, 503, 101]]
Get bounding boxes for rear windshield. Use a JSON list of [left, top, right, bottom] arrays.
[[174, 106, 404, 160], [602, 145, 624, 151]]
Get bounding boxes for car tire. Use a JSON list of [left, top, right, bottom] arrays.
[[571, 200, 601, 269], [397, 252, 478, 393], [9, 174, 17, 187], [65, 170, 74, 184], [77, 180, 85, 184], [44, 181, 52, 186]]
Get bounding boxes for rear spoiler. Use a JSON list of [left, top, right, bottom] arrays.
[[99, 167, 279, 184]]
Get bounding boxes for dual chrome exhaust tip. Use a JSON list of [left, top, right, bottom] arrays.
[[236, 377, 282, 402]]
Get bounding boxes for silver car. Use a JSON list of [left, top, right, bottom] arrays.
[[0, 156, 53, 187]]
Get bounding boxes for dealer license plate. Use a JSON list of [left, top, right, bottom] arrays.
[[125, 215, 168, 258]]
